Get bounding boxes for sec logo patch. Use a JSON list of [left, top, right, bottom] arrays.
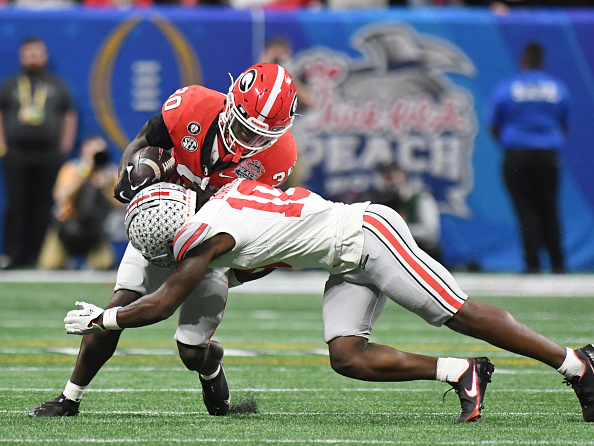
[[181, 136, 198, 152], [187, 122, 201, 135]]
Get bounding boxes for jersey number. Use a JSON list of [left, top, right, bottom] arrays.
[[163, 87, 189, 111], [227, 182, 310, 218]]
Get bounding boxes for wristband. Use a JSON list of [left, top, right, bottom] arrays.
[[103, 307, 123, 330]]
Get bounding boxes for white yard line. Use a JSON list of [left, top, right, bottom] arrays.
[[0, 432, 591, 445], [1, 270, 593, 297], [0, 387, 573, 393]]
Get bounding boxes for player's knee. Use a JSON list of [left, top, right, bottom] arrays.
[[177, 342, 209, 371], [328, 336, 368, 379]]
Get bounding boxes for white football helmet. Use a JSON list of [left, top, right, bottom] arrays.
[[124, 183, 196, 267]]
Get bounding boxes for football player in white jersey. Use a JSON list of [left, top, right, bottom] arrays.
[[29, 63, 298, 419], [65, 180, 594, 423]]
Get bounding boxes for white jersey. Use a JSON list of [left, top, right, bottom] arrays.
[[172, 179, 369, 274]]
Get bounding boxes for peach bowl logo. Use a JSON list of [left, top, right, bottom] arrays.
[[295, 25, 477, 217]]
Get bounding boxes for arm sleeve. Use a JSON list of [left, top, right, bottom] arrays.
[[146, 113, 174, 149]]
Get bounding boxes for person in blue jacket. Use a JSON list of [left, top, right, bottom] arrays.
[[489, 42, 570, 274]]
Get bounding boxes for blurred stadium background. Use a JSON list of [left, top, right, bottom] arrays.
[[0, 6, 593, 274]]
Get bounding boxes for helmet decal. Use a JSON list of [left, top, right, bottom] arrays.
[[289, 94, 298, 118], [238, 69, 257, 93], [218, 63, 297, 160]]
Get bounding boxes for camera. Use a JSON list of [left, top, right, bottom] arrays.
[[93, 150, 110, 168]]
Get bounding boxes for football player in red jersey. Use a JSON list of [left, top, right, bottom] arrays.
[[114, 64, 298, 201], [29, 63, 299, 418]]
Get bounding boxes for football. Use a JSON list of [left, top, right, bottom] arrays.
[[128, 146, 175, 187]]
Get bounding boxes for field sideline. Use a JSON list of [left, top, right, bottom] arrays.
[[1, 272, 594, 445], [1, 269, 594, 296]]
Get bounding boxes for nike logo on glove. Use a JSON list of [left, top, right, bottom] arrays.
[[130, 178, 150, 191]]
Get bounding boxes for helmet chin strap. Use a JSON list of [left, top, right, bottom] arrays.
[[223, 147, 243, 163]]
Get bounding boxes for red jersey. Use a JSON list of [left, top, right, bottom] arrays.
[[161, 85, 298, 189]]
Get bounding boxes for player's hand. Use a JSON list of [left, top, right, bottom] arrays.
[[114, 169, 135, 203], [64, 301, 105, 335]]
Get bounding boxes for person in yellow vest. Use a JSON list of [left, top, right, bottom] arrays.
[[0, 36, 78, 269]]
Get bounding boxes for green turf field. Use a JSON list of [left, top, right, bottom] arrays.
[[1, 279, 593, 445]]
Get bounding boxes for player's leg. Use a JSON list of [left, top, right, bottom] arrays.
[[324, 204, 519, 421], [446, 298, 594, 421], [328, 336, 438, 381], [174, 267, 230, 415], [445, 299, 566, 368], [29, 244, 170, 417], [28, 288, 140, 417], [323, 273, 492, 423], [361, 203, 593, 421]]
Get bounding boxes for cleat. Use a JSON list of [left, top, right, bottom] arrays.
[[199, 363, 230, 416], [28, 394, 79, 417], [565, 344, 594, 422], [447, 357, 494, 423]]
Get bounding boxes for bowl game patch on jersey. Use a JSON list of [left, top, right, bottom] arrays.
[[233, 159, 264, 180]]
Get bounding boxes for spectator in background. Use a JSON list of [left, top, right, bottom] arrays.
[[258, 36, 314, 189], [82, 0, 153, 8], [462, 0, 593, 11], [488, 42, 570, 274], [13, 0, 76, 8], [37, 135, 121, 270], [259, 36, 315, 111], [0, 37, 77, 269], [375, 162, 442, 262]]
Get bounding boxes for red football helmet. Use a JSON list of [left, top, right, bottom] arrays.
[[218, 63, 298, 163]]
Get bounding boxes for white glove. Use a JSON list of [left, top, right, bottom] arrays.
[[64, 301, 105, 335]]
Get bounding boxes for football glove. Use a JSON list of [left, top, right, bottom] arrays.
[[114, 166, 147, 204], [64, 301, 105, 335]]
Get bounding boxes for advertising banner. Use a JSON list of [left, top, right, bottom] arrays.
[[0, 8, 592, 271]]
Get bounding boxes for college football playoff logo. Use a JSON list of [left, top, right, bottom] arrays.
[[181, 136, 198, 152]]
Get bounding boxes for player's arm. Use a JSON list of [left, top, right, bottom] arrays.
[[114, 114, 174, 203], [65, 233, 235, 333], [228, 268, 275, 287]]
